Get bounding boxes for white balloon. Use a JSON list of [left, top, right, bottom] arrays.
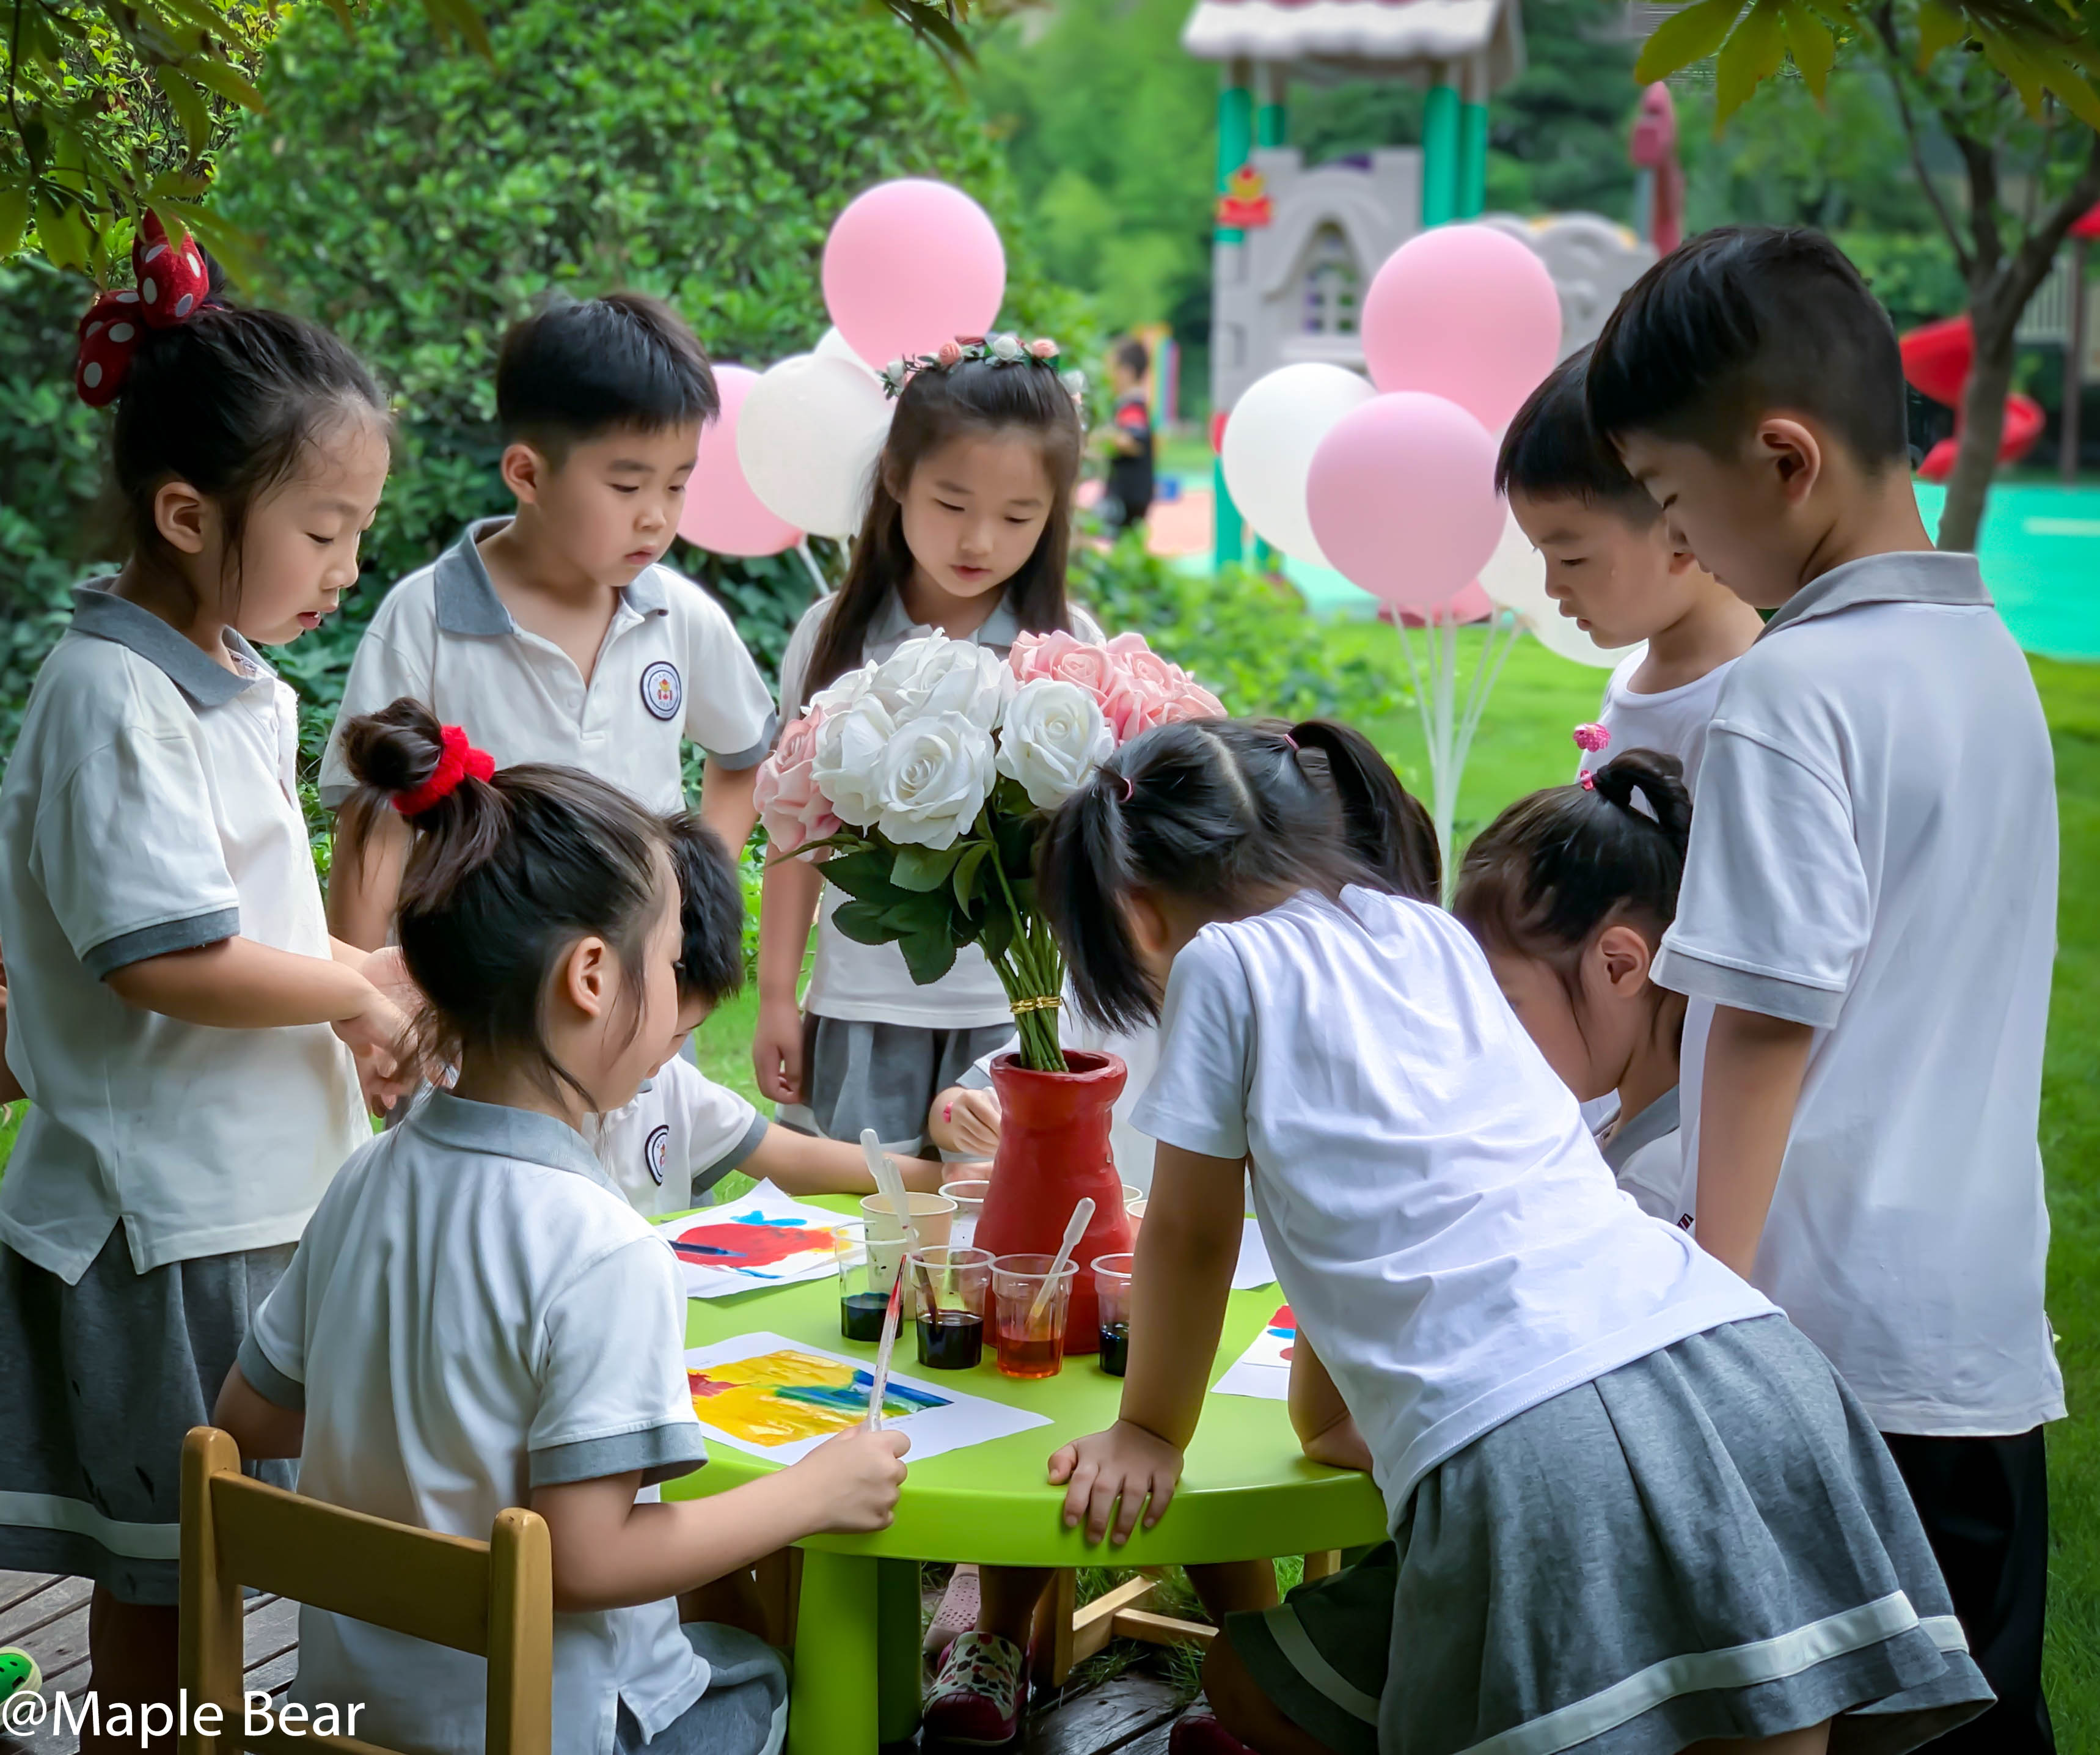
[[737, 354, 894, 540], [1220, 364, 1376, 566], [814, 324, 876, 376], [1476, 507, 1637, 670]]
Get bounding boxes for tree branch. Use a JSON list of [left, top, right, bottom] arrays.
[[2010, 125, 2100, 298], [1953, 126, 2005, 277], [1871, 3, 1975, 280]]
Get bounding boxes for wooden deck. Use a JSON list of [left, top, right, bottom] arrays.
[[0, 1568, 1202, 1753]]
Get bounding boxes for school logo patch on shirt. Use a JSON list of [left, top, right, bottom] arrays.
[[641, 661, 682, 722], [646, 1125, 671, 1187]]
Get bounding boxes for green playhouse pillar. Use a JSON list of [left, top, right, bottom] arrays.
[[1213, 60, 1254, 567], [1459, 97, 1488, 218], [1422, 76, 1461, 227]]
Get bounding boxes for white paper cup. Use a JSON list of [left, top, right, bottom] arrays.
[[861, 1191, 957, 1248]]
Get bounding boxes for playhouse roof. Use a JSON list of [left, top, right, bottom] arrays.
[[1182, 0, 1524, 90]]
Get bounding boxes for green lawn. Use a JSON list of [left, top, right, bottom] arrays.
[[1, 628, 2094, 1742]]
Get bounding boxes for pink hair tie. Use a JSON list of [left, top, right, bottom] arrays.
[[1118, 772, 1135, 802], [1579, 771, 1598, 791], [1282, 733, 1300, 752]]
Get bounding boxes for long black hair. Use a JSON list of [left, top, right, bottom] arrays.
[[108, 248, 389, 607], [1039, 717, 1440, 1033], [799, 354, 1084, 707], [1453, 750, 1692, 984], [337, 698, 670, 1109]]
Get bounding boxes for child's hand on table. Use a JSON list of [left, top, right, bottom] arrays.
[[1048, 1420, 1185, 1545], [791, 1426, 912, 1533]]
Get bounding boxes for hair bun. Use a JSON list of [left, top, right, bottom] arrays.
[[1587, 748, 1692, 857], [340, 697, 450, 801]]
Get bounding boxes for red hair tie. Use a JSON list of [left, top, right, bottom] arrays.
[[393, 725, 495, 816], [75, 213, 213, 407]]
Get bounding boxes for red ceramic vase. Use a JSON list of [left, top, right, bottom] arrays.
[[972, 1050, 1131, 1355]]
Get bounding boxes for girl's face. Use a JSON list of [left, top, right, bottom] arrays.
[[896, 430, 1056, 603], [211, 410, 390, 645], [1482, 924, 1660, 1104]]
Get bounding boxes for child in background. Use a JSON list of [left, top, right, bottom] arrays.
[[1455, 749, 1696, 1228], [1037, 715, 1988, 1755], [216, 700, 908, 1755], [753, 337, 1101, 1159], [1096, 337, 1155, 537], [323, 293, 777, 949], [1589, 224, 2063, 1752], [0, 235, 408, 1718], [596, 812, 942, 1215], [1501, 346, 1763, 792]]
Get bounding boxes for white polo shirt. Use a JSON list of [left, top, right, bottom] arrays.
[[1132, 887, 1772, 1519], [1655, 551, 2063, 1438], [777, 593, 1104, 1028], [0, 587, 368, 1281], [318, 519, 777, 813], [591, 1055, 769, 1217], [1576, 647, 1738, 794], [240, 1092, 711, 1755]]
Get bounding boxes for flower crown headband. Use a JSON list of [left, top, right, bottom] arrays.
[[879, 332, 1087, 405]]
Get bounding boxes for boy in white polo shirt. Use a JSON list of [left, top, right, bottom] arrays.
[[322, 292, 777, 948], [1590, 224, 2064, 1753]]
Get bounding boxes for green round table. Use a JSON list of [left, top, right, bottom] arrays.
[[667, 1200, 1388, 1754]]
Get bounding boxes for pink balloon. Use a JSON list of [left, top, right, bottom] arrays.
[[679, 365, 800, 557], [822, 179, 1006, 369], [1360, 225, 1563, 430], [1306, 393, 1505, 610]]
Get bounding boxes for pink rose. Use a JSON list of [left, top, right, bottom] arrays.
[[1028, 337, 1058, 359], [755, 709, 840, 856], [1156, 677, 1227, 724], [1009, 629, 1107, 697], [937, 340, 963, 367]]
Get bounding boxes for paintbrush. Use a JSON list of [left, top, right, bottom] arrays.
[[860, 1129, 916, 1428]]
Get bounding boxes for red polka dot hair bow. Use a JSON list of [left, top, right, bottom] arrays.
[[73, 213, 213, 407], [393, 726, 496, 817]]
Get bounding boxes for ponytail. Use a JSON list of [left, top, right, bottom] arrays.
[[1037, 769, 1151, 1033], [1586, 749, 1691, 861], [1289, 719, 1440, 903]]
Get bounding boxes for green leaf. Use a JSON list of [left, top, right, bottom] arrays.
[[832, 898, 896, 947], [155, 68, 213, 159], [880, 893, 952, 940], [35, 192, 92, 269], [1914, 0, 1968, 70], [899, 929, 959, 987], [0, 182, 30, 260], [185, 57, 266, 112], [979, 903, 1015, 967], [1634, 0, 1744, 82], [891, 842, 962, 893], [1714, 0, 1788, 128], [952, 841, 993, 910], [1776, 0, 1835, 98], [821, 848, 900, 903], [1974, 23, 2047, 114]]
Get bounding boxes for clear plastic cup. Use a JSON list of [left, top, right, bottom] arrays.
[[990, 1253, 1077, 1379], [938, 1178, 991, 1250], [1125, 1196, 1146, 1243], [907, 1245, 993, 1370], [833, 1221, 904, 1344], [860, 1191, 958, 1248], [1091, 1252, 1135, 1377]]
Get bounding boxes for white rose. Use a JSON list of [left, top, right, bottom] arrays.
[[995, 678, 1114, 810], [873, 711, 996, 849], [989, 332, 1024, 362], [873, 634, 1011, 730], [810, 694, 896, 830], [811, 663, 876, 720]]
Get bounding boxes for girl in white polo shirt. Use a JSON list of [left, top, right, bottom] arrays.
[[1455, 748, 1699, 1229], [1034, 717, 1989, 1755], [216, 700, 908, 1754], [754, 339, 1100, 1158], [0, 233, 410, 1712]]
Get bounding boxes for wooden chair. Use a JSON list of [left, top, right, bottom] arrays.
[[178, 1427, 553, 1755]]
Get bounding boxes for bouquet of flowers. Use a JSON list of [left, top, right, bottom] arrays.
[[755, 629, 1226, 1072]]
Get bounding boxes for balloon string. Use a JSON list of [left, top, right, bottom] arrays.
[[795, 540, 833, 600]]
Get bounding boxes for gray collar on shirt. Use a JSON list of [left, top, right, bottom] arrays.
[[1598, 1085, 1680, 1176], [408, 1089, 618, 1192], [69, 582, 274, 707], [866, 587, 1023, 651], [432, 518, 668, 637], [1760, 549, 1991, 641]]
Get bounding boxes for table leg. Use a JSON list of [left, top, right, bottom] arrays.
[[790, 1549, 880, 1755], [877, 1558, 923, 1743]]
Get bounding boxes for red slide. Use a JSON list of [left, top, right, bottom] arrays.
[[1900, 315, 2044, 482]]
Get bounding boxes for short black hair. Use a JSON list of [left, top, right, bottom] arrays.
[[1495, 348, 1658, 523], [664, 812, 745, 1008], [496, 291, 719, 455], [1113, 337, 1149, 378], [1587, 226, 1908, 470]]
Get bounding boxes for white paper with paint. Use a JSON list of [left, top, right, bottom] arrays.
[[654, 1182, 858, 1299], [1232, 1218, 1275, 1290], [683, 1330, 1052, 1464], [1210, 1304, 1295, 1401]]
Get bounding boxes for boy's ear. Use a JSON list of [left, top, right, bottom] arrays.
[[1754, 416, 1822, 508], [500, 440, 556, 507]]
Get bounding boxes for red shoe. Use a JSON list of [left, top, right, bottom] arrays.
[[1169, 1709, 1260, 1754], [923, 1630, 1027, 1746]]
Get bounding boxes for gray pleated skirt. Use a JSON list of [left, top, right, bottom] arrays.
[[616, 1622, 789, 1755], [1228, 1315, 1992, 1755], [0, 1227, 295, 1604], [776, 1015, 1014, 1156]]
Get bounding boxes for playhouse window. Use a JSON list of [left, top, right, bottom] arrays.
[[1301, 225, 1361, 336]]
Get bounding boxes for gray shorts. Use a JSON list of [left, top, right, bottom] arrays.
[[1227, 1316, 1993, 1755], [617, 1623, 788, 1755], [776, 1016, 1013, 1156], [0, 1228, 295, 1604]]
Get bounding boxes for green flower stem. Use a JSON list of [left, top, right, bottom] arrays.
[[988, 851, 1067, 1073]]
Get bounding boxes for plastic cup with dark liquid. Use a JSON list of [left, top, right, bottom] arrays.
[[990, 1253, 1077, 1380], [1091, 1252, 1135, 1377], [906, 1245, 993, 1370], [833, 1222, 904, 1344]]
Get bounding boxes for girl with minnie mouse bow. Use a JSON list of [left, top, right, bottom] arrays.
[[0, 218, 414, 1713]]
